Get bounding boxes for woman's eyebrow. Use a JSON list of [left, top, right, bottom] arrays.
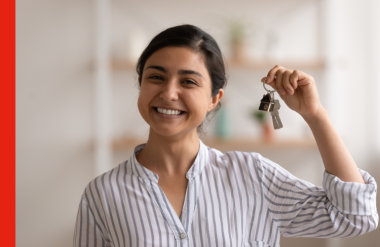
[[178, 70, 204, 79], [145, 66, 204, 79], [145, 65, 166, 72]]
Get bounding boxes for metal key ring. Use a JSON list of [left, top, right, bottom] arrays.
[[263, 78, 277, 93]]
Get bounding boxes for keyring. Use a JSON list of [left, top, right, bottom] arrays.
[[263, 78, 277, 93]]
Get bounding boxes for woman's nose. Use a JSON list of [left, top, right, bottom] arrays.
[[160, 80, 179, 101]]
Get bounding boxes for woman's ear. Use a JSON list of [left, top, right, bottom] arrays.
[[207, 89, 224, 112]]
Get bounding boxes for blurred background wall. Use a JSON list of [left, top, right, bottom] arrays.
[[16, 0, 379, 246]]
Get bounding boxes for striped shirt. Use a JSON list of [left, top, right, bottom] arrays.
[[74, 139, 378, 247]]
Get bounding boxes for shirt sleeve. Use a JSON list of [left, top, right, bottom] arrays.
[[73, 197, 107, 247], [256, 154, 379, 238]]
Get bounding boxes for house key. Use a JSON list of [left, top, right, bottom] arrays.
[[258, 78, 283, 129], [271, 100, 283, 129]]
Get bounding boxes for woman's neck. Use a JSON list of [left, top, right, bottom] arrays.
[[136, 129, 200, 178]]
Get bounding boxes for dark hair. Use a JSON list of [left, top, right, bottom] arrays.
[[136, 24, 227, 135]]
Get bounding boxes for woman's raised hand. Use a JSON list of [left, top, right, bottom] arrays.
[[262, 65, 323, 118]]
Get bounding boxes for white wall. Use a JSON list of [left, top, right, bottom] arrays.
[[16, 1, 94, 247], [322, 0, 380, 246], [342, 0, 380, 167]]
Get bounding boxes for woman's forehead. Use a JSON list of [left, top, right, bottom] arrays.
[[144, 47, 208, 74]]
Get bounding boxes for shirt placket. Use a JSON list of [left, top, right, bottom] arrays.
[[140, 178, 190, 247], [132, 140, 207, 247]]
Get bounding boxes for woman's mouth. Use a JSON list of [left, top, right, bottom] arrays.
[[153, 107, 186, 116]]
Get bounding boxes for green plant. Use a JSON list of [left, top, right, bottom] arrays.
[[251, 110, 267, 124], [227, 19, 248, 45]]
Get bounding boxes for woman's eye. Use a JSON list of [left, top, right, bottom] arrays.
[[149, 75, 164, 80], [182, 80, 196, 85]]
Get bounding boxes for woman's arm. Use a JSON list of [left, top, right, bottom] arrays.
[[303, 108, 364, 183], [263, 65, 364, 184]]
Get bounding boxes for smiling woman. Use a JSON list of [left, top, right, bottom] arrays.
[[136, 25, 227, 137], [137, 46, 222, 139], [73, 25, 378, 247]]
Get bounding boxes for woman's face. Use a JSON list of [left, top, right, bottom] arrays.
[[137, 46, 223, 138]]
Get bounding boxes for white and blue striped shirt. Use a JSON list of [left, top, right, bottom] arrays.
[[74, 139, 378, 247]]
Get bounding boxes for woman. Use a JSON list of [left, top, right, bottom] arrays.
[[74, 25, 378, 247]]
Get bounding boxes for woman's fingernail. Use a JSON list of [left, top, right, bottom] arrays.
[[279, 89, 286, 95], [287, 89, 293, 94]]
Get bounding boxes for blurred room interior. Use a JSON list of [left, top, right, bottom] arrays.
[[16, 0, 380, 246]]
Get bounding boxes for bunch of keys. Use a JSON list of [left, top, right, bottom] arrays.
[[258, 78, 283, 129]]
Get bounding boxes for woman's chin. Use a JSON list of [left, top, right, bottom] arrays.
[[149, 126, 196, 139]]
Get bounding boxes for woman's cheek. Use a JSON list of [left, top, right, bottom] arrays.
[[190, 94, 209, 120], [137, 93, 149, 122]]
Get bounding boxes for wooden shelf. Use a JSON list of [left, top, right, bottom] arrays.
[[227, 58, 325, 70], [109, 58, 325, 72], [113, 137, 318, 151], [111, 59, 136, 71], [202, 137, 317, 151]]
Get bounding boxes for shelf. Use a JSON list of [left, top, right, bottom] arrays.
[[201, 137, 318, 151], [109, 58, 325, 72], [111, 59, 136, 71], [112, 137, 318, 151], [227, 58, 325, 70]]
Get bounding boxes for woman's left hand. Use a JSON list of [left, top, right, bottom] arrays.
[[262, 65, 323, 118]]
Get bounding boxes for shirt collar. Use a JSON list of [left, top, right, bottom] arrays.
[[129, 139, 209, 183]]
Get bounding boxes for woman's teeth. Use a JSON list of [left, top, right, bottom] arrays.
[[157, 108, 181, 115], [157, 107, 182, 115]]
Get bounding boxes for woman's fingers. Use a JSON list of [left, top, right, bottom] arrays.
[[275, 69, 286, 96], [263, 66, 313, 95], [289, 70, 299, 90], [282, 70, 294, 95], [293, 70, 313, 86], [265, 65, 289, 95], [264, 65, 309, 95], [266, 65, 282, 83], [261, 77, 276, 89]]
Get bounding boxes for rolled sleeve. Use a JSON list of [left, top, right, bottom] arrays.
[[323, 169, 377, 216], [257, 153, 379, 238]]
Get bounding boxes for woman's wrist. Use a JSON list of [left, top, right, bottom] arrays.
[[301, 105, 329, 127]]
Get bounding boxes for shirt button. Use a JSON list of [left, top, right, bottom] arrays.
[[180, 233, 186, 239]]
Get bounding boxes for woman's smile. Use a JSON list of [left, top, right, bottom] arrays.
[[152, 106, 187, 119]]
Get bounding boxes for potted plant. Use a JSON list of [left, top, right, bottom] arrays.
[[251, 110, 273, 142], [227, 19, 248, 63]]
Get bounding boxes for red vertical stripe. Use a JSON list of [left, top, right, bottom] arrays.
[[0, 0, 15, 246]]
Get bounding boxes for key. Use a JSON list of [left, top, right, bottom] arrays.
[[270, 100, 283, 129], [259, 93, 274, 112]]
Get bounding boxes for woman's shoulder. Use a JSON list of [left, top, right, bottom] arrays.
[[206, 146, 266, 167], [206, 145, 289, 174]]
